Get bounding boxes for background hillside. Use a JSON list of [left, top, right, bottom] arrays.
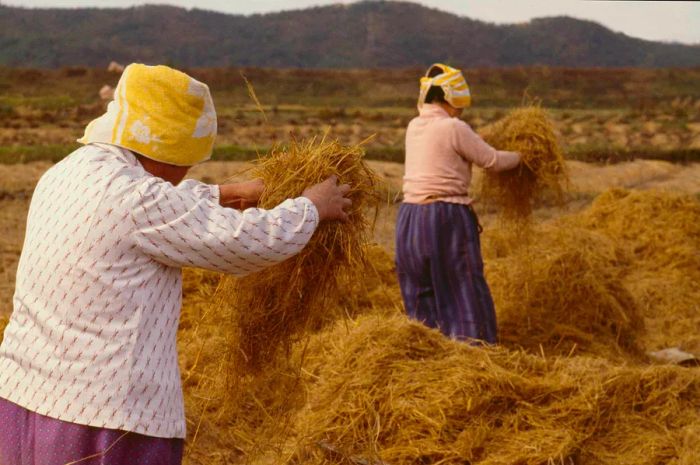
[[1, 1, 699, 68]]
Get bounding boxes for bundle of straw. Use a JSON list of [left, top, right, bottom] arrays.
[[479, 106, 568, 220], [179, 267, 312, 463], [216, 136, 381, 374]]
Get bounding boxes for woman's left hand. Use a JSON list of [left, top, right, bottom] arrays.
[[219, 179, 265, 210]]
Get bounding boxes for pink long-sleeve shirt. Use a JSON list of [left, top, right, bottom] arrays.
[[402, 104, 520, 205]]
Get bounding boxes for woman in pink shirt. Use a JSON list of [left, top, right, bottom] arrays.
[[396, 63, 521, 343]]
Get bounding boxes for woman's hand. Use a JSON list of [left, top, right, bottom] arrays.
[[302, 175, 352, 222], [219, 179, 265, 210]]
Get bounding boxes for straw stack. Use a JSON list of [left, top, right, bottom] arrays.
[[479, 106, 568, 220], [216, 136, 381, 374]]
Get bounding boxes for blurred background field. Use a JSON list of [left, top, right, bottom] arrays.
[[1, 66, 700, 165]]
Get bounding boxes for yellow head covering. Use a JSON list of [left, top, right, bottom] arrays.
[[78, 63, 216, 166], [418, 63, 471, 109]]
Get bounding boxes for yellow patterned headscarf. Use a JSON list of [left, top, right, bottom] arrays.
[[78, 63, 216, 166], [418, 63, 471, 109]]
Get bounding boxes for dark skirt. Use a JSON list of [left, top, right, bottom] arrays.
[[395, 201, 497, 343], [0, 397, 183, 465]]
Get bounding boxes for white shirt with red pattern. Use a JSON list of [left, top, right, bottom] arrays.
[[0, 143, 319, 438]]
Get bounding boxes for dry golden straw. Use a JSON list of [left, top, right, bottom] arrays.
[[485, 223, 645, 361], [479, 105, 568, 219], [216, 135, 381, 374], [577, 189, 700, 354], [240, 72, 268, 123], [285, 314, 700, 465]]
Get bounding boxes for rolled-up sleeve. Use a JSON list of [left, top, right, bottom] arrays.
[[451, 119, 520, 172], [129, 179, 319, 275]]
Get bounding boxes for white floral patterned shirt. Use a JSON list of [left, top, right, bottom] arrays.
[[0, 143, 319, 438]]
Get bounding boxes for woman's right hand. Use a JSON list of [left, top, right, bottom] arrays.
[[302, 175, 352, 222]]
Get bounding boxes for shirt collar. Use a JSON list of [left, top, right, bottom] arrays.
[[90, 142, 139, 166], [418, 103, 451, 119]]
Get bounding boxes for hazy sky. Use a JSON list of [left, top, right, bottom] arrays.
[[4, 0, 700, 45]]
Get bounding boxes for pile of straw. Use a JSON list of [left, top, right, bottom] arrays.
[[577, 189, 700, 353], [216, 136, 381, 373], [479, 106, 568, 219], [334, 244, 402, 315], [484, 224, 644, 361], [175, 188, 700, 464], [483, 188, 700, 358], [578, 189, 700, 273], [286, 314, 700, 465]]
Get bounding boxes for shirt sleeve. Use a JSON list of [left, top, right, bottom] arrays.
[[450, 119, 521, 172], [129, 179, 319, 275], [177, 178, 221, 204]]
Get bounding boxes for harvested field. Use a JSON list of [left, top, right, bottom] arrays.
[[2, 67, 700, 166], [1, 66, 699, 465], [0, 158, 698, 464]]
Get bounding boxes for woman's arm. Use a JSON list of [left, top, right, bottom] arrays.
[[176, 178, 265, 210], [450, 119, 521, 171], [129, 176, 350, 275], [218, 179, 265, 210]]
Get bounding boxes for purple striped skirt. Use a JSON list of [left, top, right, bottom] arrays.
[[0, 397, 183, 465], [395, 201, 498, 343]]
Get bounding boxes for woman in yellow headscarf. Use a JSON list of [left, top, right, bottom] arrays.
[[0, 64, 351, 465], [395, 63, 521, 343]]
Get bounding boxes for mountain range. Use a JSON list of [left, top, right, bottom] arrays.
[[1, 1, 699, 68]]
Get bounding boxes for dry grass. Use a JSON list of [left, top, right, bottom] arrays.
[[176, 188, 700, 465], [216, 135, 382, 374], [485, 224, 644, 361], [479, 106, 569, 220], [284, 313, 700, 465]]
